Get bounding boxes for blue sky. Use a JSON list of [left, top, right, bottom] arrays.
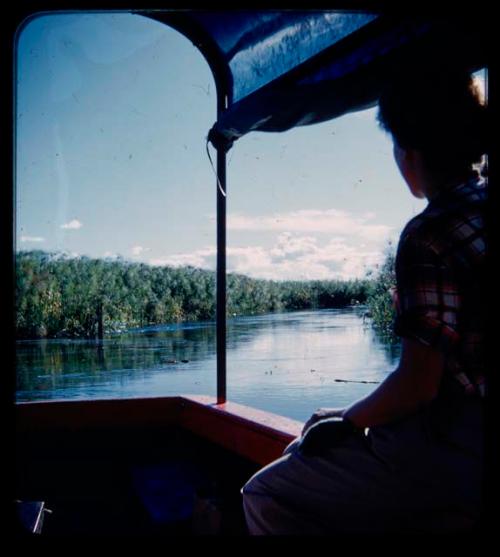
[[15, 12, 485, 281]]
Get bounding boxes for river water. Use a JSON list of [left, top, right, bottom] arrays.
[[16, 307, 401, 423]]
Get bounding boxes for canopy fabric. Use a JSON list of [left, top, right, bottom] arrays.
[[141, 10, 487, 152], [190, 11, 377, 103]]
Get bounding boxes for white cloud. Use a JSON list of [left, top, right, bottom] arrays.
[[227, 246, 271, 275], [227, 208, 392, 243], [53, 250, 79, 259], [270, 233, 319, 261], [150, 246, 216, 268], [130, 245, 151, 257], [148, 232, 387, 281], [61, 219, 82, 230], [147, 209, 394, 280], [103, 251, 120, 259], [20, 235, 45, 243], [226, 238, 384, 280]]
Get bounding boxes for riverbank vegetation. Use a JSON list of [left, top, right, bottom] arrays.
[[365, 245, 398, 343], [15, 250, 375, 339]]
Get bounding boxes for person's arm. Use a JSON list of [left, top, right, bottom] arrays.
[[302, 232, 459, 439], [300, 336, 445, 437], [342, 337, 445, 429], [298, 337, 446, 456], [342, 231, 461, 429]]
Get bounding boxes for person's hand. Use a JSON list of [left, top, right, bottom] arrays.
[[301, 408, 345, 436], [298, 417, 354, 457]]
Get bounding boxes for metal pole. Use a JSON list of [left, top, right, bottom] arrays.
[[215, 85, 228, 405], [216, 146, 227, 404]]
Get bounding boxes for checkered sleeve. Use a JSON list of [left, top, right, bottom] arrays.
[[394, 234, 461, 354]]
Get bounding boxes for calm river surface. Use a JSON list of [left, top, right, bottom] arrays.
[[16, 308, 401, 423]]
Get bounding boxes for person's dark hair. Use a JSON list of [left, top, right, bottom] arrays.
[[377, 61, 488, 178]]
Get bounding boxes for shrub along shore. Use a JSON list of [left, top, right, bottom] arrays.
[[15, 250, 397, 341]]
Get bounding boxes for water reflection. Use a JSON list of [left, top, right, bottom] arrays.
[[224, 309, 401, 421], [16, 308, 401, 422]]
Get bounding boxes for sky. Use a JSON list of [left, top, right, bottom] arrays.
[[14, 12, 486, 282]]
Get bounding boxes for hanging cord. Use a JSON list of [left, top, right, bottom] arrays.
[[206, 138, 226, 197]]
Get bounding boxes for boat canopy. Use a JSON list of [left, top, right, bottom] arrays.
[[137, 10, 487, 404], [140, 10, 487, 152]]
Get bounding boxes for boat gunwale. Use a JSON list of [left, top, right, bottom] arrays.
[[16, 394, 303, 465]]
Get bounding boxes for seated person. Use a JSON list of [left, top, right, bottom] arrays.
[[240, 61, 488, 535]]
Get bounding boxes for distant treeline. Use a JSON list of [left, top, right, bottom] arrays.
[[15, 250, 379, 340]]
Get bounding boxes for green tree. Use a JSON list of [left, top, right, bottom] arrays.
[[15, 250, 375, 339], [365, 243, 398, 343]]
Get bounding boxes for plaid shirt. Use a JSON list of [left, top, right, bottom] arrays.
[[394, 173, 487, 398]]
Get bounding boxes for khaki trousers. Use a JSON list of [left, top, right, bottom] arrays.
[[241, 394, 484, 535]]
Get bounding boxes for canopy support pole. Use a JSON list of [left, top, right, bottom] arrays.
[[216, 95, 229, 405]]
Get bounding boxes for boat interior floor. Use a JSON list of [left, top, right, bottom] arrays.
[[16, 424, 261, 536]]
